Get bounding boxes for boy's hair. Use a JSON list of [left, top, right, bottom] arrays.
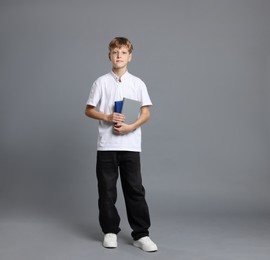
[[108, 37, 133, 53]]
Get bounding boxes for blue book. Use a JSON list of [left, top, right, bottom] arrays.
[[114, 100, 123, 113]]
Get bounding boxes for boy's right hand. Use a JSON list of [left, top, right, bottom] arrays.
[[107, 113, 125, 124]]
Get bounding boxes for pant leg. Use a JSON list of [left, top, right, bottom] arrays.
[[96, 151, 121, 234], [118, 151, 151, 240]]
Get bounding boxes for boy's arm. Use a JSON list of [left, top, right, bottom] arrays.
[[131, 105, 151, 129], [85, 105, 125, 123], [113, 106, 151, 135]]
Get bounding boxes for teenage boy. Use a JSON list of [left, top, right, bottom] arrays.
[[85, 37, 157, 252]]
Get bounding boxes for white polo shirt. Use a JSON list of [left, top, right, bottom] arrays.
[[87, 71, 152, 152]]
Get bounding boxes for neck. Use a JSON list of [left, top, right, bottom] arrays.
[[112, 67, 127, 80]]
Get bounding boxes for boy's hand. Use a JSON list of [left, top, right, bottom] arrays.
[[113, 112, 125, 123], [113, 122, 133, 135], [106, 113, 125, 123]]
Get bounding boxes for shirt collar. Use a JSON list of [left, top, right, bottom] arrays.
[[110, 70, 129, 83]]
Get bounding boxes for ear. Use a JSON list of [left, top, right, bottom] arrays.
[[108, 52, 111, 61], [128, 53, 132, 62]]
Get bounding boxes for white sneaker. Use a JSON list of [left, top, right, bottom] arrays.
[[103, 233, 117, 248], [133, 236, 158, 252]]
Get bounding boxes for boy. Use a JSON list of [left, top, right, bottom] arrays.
[[85, 37, 157, 252]]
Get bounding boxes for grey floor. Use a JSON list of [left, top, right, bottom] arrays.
[[1, 211, 270, 260]]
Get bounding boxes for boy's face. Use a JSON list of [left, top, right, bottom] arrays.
[[109, 46, 132, 70]]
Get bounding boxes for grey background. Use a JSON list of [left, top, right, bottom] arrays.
[[1, 0, 270, 217], [1, 0, 270, 259]]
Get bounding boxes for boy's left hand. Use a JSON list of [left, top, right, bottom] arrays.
[[113, 122, 133, 135]]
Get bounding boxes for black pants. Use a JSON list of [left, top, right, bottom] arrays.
[[96, 151, 151, 240]]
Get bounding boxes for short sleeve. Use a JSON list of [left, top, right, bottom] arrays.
[[140, 81, 152, 107], [86, 81, 101, 107]]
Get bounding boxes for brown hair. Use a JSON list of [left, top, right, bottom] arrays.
[[108, 37, 133, 53]]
